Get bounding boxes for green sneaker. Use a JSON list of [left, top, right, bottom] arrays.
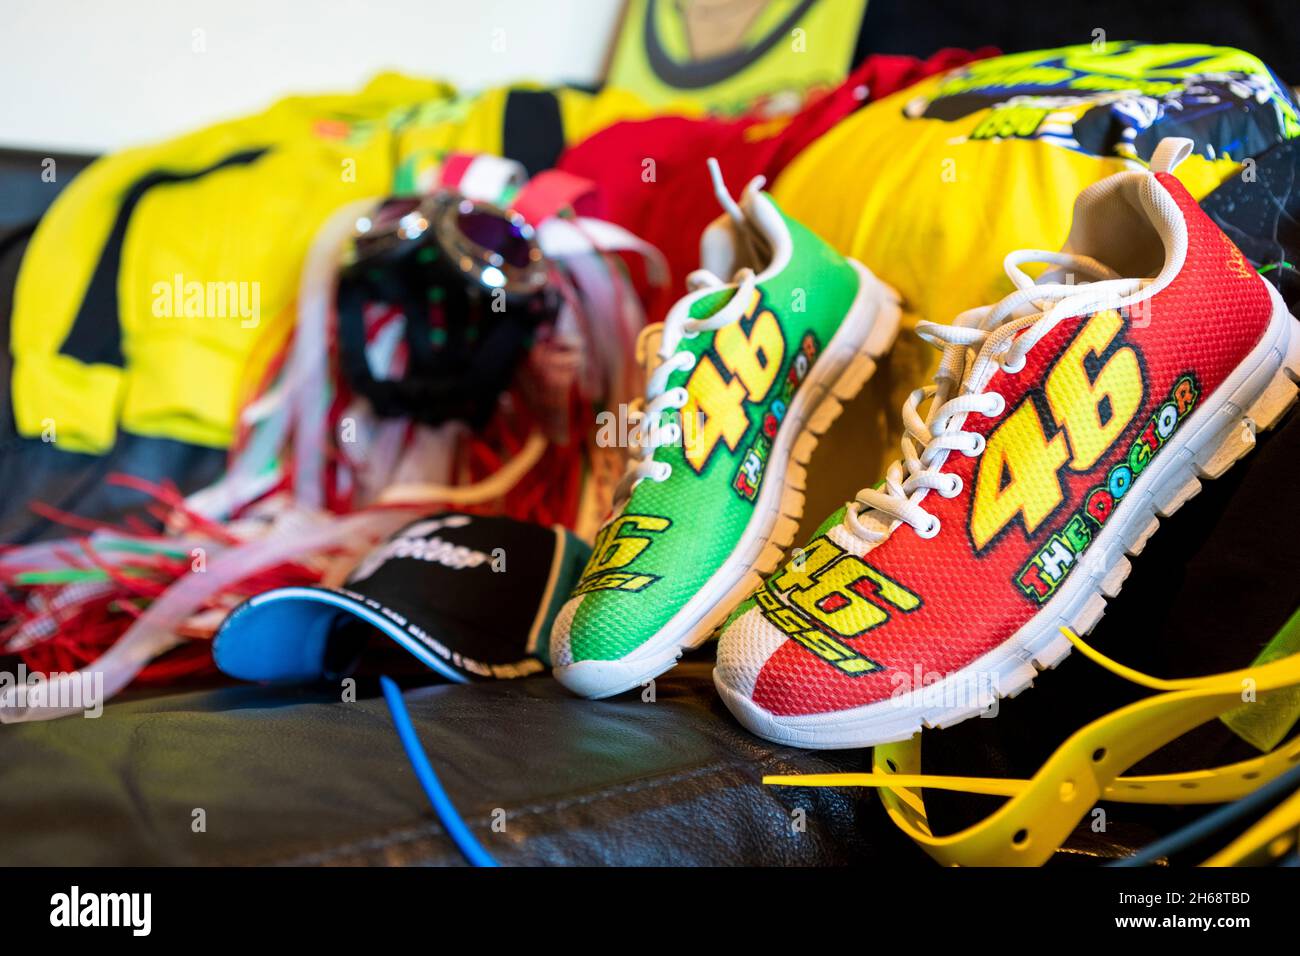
[[550, 163, 900, 698]]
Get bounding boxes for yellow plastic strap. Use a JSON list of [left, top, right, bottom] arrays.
[[764, 628, 1300, 866], [1201, 787, 1300, 866]]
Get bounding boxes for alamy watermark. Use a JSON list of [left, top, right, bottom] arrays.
[[151, 273, 260, 328], [595, 404, 706, 454], [889, 664, 1002, 717], [0, 665, 104, 718]]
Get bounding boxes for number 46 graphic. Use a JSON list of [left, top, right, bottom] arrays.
[[680, 289, 785, 473], [971, 309, 1145, 550]]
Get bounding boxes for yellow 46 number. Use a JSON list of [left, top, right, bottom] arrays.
[[681, 289, 785, 472], [573, 514, 671, 595], [759, 535, 921, 676], [971, 309, 1144, 550]]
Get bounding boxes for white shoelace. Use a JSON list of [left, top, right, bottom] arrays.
[[845, 250, 1144, 543], [614, 162, 767, 505]]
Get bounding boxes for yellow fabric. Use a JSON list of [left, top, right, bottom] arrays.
[[12, 73, 447, 453], [605, 0, 868, 114], [777, 122, 1232, 328], [392, 84, 688, 195], [395, 85, 510, 173], [770, 43, 1293, 467], [556, 85, 687, 146], [13, 76, 670, 455]]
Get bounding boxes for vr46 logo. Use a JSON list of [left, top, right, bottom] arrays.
[[1015, 373, 1199, 602], [681, 288, 785, 473], [573, 514, 670, 595], [971, 309, 1144, 551], [758, 534, 921, 676]]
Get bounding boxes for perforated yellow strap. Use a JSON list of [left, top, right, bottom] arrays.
[[765, 628, 1300, 866], [1201, 788, 1300, 866]]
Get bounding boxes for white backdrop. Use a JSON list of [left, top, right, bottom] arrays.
[[0, 0, 624, 153]]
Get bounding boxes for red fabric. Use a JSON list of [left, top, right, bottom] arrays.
[[751, 173, 1276, 716], [512, 169, 604, 223], [437, 152, 476, 188], [557, 48, 996, 298]]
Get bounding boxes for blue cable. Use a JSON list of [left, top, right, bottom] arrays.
[[379, 675, 499, 867], [1109, 759, 1300, 867]]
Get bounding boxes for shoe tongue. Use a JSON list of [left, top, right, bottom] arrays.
[[688, 285, 744, 324], [854, 509, 893, 544], [700, 192, 774, 280]]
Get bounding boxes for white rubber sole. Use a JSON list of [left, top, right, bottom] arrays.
[[717, 282, 1300, 749], [555, 261, 902, 699]]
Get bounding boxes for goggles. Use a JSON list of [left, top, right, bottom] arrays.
[[348, 192, 550, 296], [335, 190, 558, 429]]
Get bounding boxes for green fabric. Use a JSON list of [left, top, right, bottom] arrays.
[[567, 202, 860, 662], [1221, 605, 1300, 752]]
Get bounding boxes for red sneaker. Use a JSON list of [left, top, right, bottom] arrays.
[[715, 138, 1300, 748]]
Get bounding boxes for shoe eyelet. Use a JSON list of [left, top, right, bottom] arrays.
[[984, 393, 1006, 418], [1000, 355, 1026, 374], [655, 462, 673, 482], [943, 474, 963, 498], [965, 433, 986, 457], [915, 516, 941, 539]]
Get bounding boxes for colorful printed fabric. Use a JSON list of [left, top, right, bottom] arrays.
[[770, 42, 1300, 481]]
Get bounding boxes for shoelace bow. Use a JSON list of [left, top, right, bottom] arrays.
[[845, 250, 1144, 542]]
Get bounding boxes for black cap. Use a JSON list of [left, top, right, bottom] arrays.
[[214, 513, 590, 683]]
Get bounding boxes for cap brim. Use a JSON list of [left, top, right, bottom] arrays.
[[213, 586, 470, 685]]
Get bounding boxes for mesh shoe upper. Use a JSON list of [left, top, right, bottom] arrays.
[[717, 167, 1274, 718], [552, 194, 862, 667]]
